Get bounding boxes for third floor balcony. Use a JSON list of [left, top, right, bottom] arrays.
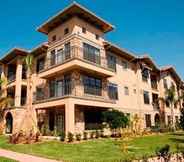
[[38, 46, 115, 79]]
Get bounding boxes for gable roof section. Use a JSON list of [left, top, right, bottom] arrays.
[[136, 55, 159, 71], [103, 41, 136, 61], [0, 48, 29, 64], [37, 2, 114, 34], [161, 66, 181, 83], [31, 42, 49, 56]]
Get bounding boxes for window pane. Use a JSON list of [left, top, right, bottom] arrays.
[[83, 43, 100, 64], [108, 83, 118, 100]]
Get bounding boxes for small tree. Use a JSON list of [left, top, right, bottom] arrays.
[[165, 85, 177, 130], [102, 109, 129, 136]]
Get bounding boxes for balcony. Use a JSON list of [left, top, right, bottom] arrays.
[[38, 46, 115, 78], [34, 79, 115, 104]]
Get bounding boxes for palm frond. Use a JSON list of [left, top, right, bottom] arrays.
[[23, 54, 34, 70], [0, 97, 13, 110]]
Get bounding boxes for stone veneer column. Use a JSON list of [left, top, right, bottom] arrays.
[[65, 100, 75, 134], [71, 71, 81, 96], [15, 58, 23, 107], [1, 64, 7, 98]]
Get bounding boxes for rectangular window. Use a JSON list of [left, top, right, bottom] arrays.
[[36, 57, 45, 73], [143, 91, 150, 104], [36, 87, 44, 100], [50, 50, 56, 66], [64, 28, 69, 35], [49, 75, 71, 98], [83, 75, 102, 96], [95, 34, 99, 40], [107, 54, 116, 71], [163, 79, 168, 89], [56, 48, 64, 64], [64, 42, 71, 60], [124, 86, 129, 96], [122, 60, 128, 70], [108, 83, 118, 100], [145, 114, 151, 127], [82, 27, 86, 33], [83, 43, 100, 64], [142, 68, 149, 82]]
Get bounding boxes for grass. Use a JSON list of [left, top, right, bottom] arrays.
[[0, 132, 184, 161], [0, 157, 18, 162]]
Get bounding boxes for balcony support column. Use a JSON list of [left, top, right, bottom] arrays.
[[15, 58, 23, 107], [65, 100, 75, 134], [71, 71, 81, 96], [1, 64, 7, 98]]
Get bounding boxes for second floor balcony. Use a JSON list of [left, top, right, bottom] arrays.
[[38, 46, 115, 79], [34, 76, 116, 104]]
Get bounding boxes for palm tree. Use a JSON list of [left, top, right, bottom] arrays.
[[0, 78, 13, 133], [165, 85, 177, 130], [15, 55, 38, 135], [23, 54, 38, 133]]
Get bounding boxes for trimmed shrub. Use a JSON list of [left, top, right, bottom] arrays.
[[95, 130, 100, 139], [83, 131, 88, 140], [67, 132, 74, 142], [76, 133, 82, 141], [102, 109, 129, 129]]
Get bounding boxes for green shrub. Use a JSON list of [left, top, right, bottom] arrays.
[[102, 109, 129, 129], [95, 130, 100, 138], [83, 131, 88, 140], [76, 133, 82, 141], [90, 131, 95, 139], [67, 132, 74, 142], [155, 144, 171, 161]]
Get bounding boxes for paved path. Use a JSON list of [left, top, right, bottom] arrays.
[[0, 148, 59, 162]]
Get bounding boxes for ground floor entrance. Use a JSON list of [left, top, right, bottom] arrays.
[[36, 104, 108, 135], [5, 112, 13, 134]]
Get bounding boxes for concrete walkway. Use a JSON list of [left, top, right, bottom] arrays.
[[0, 149, 59, 162]]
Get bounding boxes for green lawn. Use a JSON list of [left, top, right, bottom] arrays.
[[0, 157, 18, 162], [0, 132, 184, 161]]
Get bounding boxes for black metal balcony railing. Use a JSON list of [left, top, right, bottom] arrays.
[[34, 80, 112, 103], [8, 75, 16, 83], [41, 46, 114, 72]]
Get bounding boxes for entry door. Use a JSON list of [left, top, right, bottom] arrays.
[[6, 114, 13, 134], [145, 114, 151, 128]]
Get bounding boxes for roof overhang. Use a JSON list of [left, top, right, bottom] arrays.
[[37, 2, 114, 34], [161, 66, 181, 83], [31, 42, 49, 56], [136, 55, 159, 72], [103, 41, 136, 61], [0, 48, 29, 64]]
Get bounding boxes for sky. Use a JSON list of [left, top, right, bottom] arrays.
[[0, 0, 184, 79]]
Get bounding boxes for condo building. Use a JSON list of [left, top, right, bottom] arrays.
[[1, 2, 184, 134]]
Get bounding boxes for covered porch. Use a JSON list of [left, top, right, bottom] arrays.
[[36, 103, 109, 136]]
